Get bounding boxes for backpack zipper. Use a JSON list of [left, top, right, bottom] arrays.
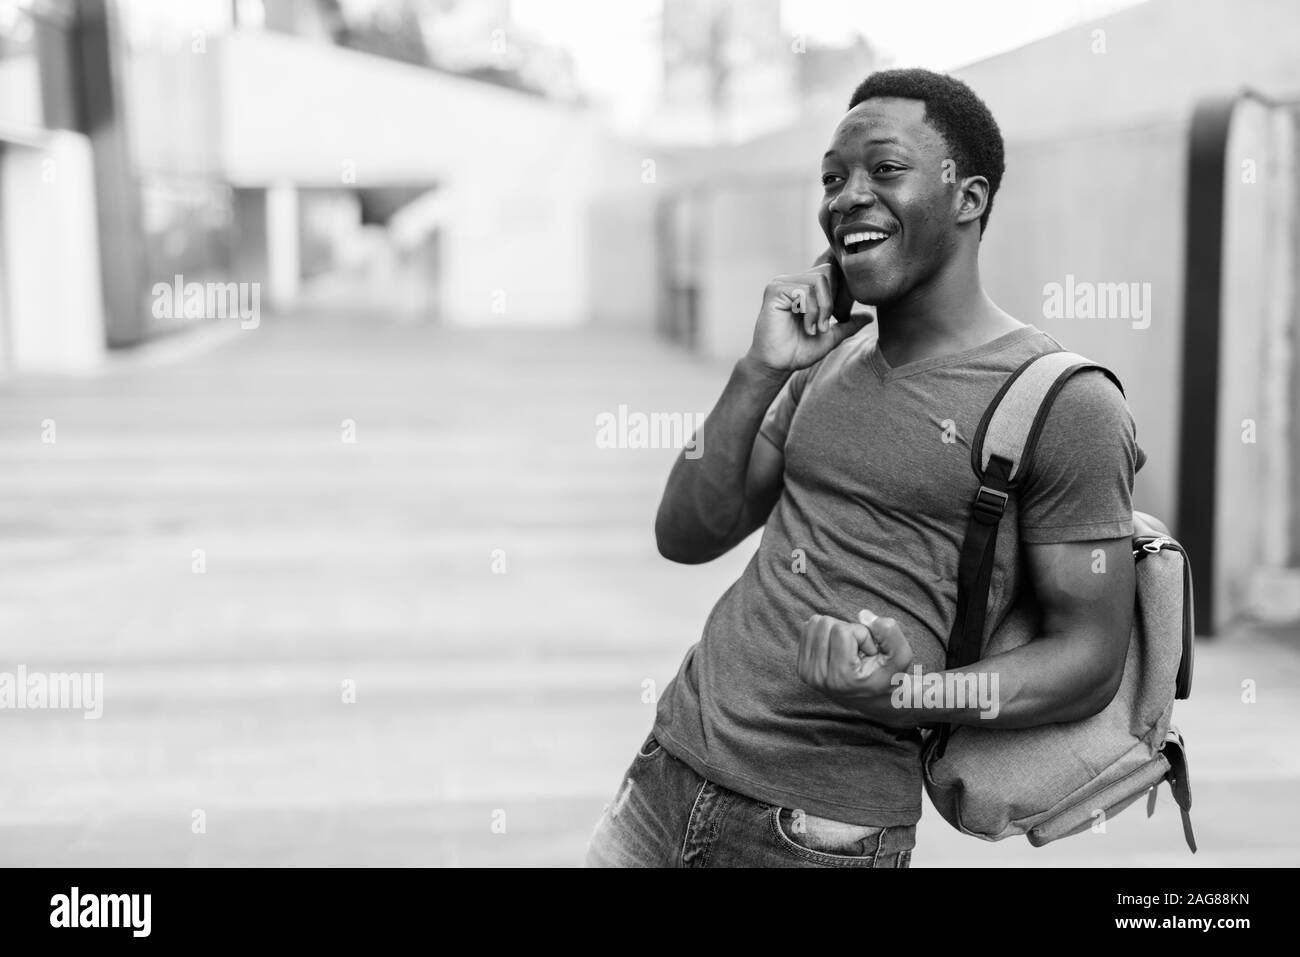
[[1134, 535, 1178, 557]]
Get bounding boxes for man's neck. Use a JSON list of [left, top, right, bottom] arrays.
[[873, 255, 1024, 367]]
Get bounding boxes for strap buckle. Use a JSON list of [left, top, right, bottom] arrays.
[[973, 485, 1009, 521]]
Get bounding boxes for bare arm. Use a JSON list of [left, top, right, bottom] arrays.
[[797, 537, 1135, 728], [654, 255, 864, 564], [972, 537, 1133, 723], [909, 537, 1134, 727], [653, 359, 790, 563]]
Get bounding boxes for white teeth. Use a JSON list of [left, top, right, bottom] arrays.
[[844, 230, 888, 246]]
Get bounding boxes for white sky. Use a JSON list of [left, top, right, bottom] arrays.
[[116, 0, 1150, 128], [511, 0, 1149, 128], [780, 0, 1147, 65]]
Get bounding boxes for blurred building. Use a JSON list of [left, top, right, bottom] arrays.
[[651, 0, 881, 145], [414, 0, 581, 101], [0, 0, 632, 378], [0, 0, 107, 372]]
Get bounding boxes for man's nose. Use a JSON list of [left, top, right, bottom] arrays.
[[830, 169, 878, 217]]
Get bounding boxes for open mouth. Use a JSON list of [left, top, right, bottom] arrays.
[[841, 229, 891, 255]]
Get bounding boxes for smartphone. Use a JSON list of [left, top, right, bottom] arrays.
[[814, 248, 873, 325]]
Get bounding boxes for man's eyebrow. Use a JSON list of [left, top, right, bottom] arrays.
[[823, 136, 904, 159]]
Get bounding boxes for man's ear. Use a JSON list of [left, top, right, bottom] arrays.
[[955, 175, 989, 228]]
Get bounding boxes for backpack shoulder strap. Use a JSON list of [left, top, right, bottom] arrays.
[[931, 349, 1124, 759], [972, 350, 1125, 486]]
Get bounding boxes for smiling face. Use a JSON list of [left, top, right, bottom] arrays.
[[818, 97, 969, 306]]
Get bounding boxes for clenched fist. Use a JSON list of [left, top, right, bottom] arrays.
[[796, 610, 915, 703], [746, 251, 869, 373]]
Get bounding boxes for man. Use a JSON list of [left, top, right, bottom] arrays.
[[586, 68, 1144, 868]]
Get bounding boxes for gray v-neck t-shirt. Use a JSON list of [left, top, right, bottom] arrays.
[[653, 324, 1145, 826]]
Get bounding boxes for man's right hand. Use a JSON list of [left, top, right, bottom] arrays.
[[746, 252, 869, 373]]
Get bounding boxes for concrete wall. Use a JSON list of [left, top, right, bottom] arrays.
[[1215, 100, 1298, 626], [955, 0, 1300, 143], [0, 129, 106, 374], [125, 34, 222, 180], [586, 188, 660, 331], [696, 177, 823, 361]]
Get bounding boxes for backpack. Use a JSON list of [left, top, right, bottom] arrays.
[[921, 349, 1197, 852]]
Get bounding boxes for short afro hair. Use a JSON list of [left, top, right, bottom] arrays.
[[847, 68, 1005, 236]]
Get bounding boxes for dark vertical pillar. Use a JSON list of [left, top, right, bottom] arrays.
[[33, 3, 82, 131], [1177, 95, 1242, 636], [231, 187, 270, 291], [72, 0, 149, 346]]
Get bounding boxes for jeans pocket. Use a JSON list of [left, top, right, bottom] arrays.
[[636, 730, 663, 759], [769, 807, 885, 867]]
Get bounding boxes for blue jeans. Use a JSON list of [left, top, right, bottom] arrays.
[[585, 730, 916, 868]]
